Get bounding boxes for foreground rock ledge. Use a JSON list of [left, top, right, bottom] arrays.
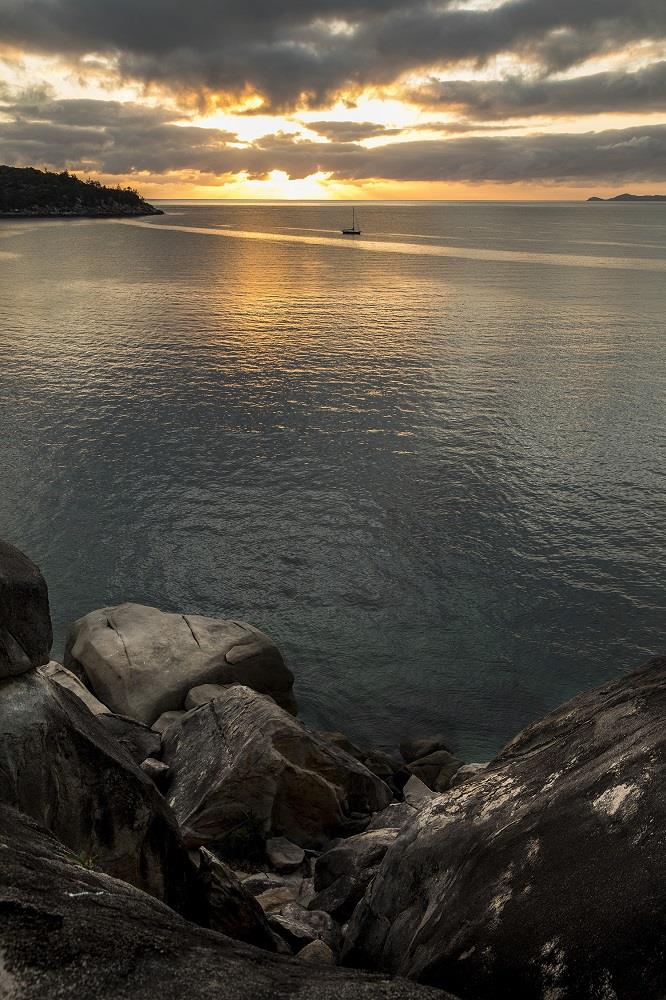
[[344, 655, 666, 1000], [0, 804, 451, 1000]]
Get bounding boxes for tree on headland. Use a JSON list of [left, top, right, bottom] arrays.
[[0, 165, 161, 216]]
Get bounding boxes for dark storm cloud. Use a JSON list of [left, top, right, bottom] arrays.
[[412, 61, 666, 120], [1, 94, 665, 185], [0, 0, 665, 110]]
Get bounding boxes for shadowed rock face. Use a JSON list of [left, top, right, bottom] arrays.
[[65, 603, 296, 725], [0, 670, 200, 918], [161, 685, 392, 849], [0, 804, 452, 1000], [0, 539, 52, 677], [344, 656, 666, 1000]]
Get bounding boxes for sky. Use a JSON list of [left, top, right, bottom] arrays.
[[0, 0, 665, 199]]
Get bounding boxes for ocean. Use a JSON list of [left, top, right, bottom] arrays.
[[1, 200, 664, 759]]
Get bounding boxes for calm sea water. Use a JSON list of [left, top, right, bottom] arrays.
[[1, 201, 664, 758]]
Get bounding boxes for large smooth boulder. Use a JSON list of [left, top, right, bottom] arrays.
[[0, 804, 452, 1000], [162, 685, 393, 849], [0, 538, 52, 677], [65, 603, 296, 725], [345, 655, 666, 1000], [0, 669, 199, 915]]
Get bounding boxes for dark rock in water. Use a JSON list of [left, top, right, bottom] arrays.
[[0, 669, 199, 916], [316, 730, 365, 758], [0, 804, 448, 999], [197, 847, 279, 951], [406, 750, 462, 791], [399, 736, 451, 764], [65, 603, 296, 725], [269, 903, 341, 953], [161, 685, 392, 849], [98, 712, 162, 764], [345, 655, 666, 1000], [0, 538, 52, 677], [311, 830, 398, 921]]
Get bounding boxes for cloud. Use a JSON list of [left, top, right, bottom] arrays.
[[0, 0, 664, 110], [411, 61, 666, 120], [1, 92, 665, 186], [305, 120, 402, 142]]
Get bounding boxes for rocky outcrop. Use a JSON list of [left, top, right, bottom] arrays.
[[97, 712, 162, 764], [65, 603, 296, 725], [0, 803, 450, 1000], [38, 659, 110, 714], [345, 655, 666, 1000], [269, 904, 341, 953], [0, 538, 52, 677], [161, 685, 392, 849], [0, 669, 199, 915], [311, 829, 398, 921], [196, 847, 279, 951]]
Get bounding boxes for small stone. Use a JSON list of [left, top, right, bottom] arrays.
[[242, 872, 287, 896], [367, 801, 416, 831], [255, 885, 302, 913], [297, 940, 336, 965], [151, 710, 186, 735], [403, 775, 435, 808], [268, 904, 340, 952], [266, 836, 305, 871], [141, 758, 170, 787], [184, 683, 233, 711]]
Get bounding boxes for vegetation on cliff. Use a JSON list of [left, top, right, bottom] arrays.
[[0, 165, 163, 216]]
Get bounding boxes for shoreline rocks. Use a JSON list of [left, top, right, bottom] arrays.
[[161, 684, 392, 849], [65, 603, 297, 723], [344, 655, 666, 1000], [0, 803, 449, 1000], [3, 536, 665, 1000]]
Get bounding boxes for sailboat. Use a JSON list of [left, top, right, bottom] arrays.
[[342, 207, 361, 234]]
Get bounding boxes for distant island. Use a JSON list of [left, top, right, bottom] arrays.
[[0, 165, 163, 217], [588, 193, 666, 202]]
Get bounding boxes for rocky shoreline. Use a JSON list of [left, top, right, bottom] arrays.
[[1, 536, 664, 999], [0, 205, 163, 217]]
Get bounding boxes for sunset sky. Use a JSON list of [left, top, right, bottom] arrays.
[[1, 0, 665, 199]]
